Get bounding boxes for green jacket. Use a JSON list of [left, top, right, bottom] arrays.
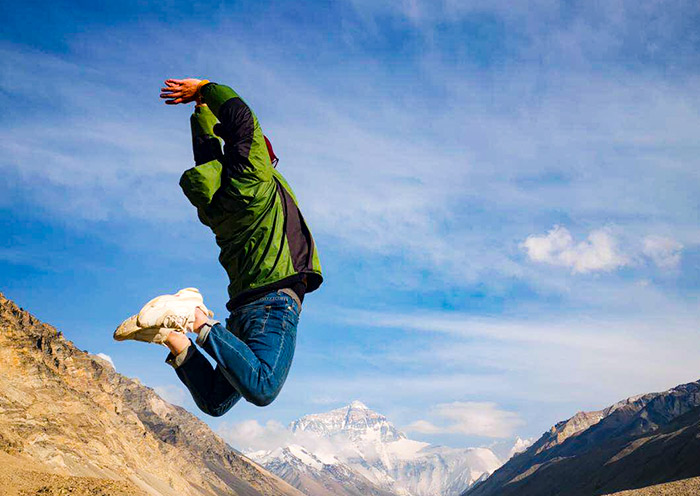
[[179, 83, 323, 310]]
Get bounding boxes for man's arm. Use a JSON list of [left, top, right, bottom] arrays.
[[201, 82, 258, 176], [161, 78, 272, 180], [191, 104, 223, 166], [178, 104, 224, 212]]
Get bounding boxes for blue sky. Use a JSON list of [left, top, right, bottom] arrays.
[[2, 0, 699, 451]]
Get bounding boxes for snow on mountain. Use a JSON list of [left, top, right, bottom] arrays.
[[250, 444, 395, 496], [290, 400, 405, 443], [249, 401, 512, 496]]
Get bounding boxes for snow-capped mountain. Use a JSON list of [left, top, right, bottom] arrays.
[[251, 444, 396, 496], [249, 401, 509, 496], [291, 400, 404, 443]]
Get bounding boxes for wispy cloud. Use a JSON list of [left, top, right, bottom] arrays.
[[0, 44, 193, 224], [219, 418, 357, 458], [218, 419, 292, 453], [3, 7, 699, 287], [407, 402, 524, 438], [300, 300, 700, 434], [153, 384, 189, 407], [95, 353, 115, 368], [643, 235, 684, 270]]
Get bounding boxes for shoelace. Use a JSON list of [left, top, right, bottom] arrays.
[[162, 314, 191, 333]]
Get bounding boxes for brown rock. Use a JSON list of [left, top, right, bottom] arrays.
[[0, 292, 305, 496]]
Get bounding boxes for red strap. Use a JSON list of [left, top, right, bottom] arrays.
[[264, 135, 279, 167]]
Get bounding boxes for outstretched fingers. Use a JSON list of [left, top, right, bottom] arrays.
[[159, 78, 201, 105], [160, 90, 181, 98], [160, 79, 179, 103], [160, 85, 183, 105]]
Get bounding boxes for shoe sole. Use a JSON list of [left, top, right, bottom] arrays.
[[114, 314, 177, 344], [114, 314, 140, 341]]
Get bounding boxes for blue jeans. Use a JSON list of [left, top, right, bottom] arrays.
[[170, 290, 300, 416]]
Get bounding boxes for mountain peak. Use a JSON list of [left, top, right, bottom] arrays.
[[290, 401, 406, 443], [258, 401, 503, 496]]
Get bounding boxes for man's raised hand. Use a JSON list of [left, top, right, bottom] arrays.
[[160, 78, 203, 105]]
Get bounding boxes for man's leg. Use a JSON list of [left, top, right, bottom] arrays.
[[192, 291, 300, 407], [165, 334, 242, 417]]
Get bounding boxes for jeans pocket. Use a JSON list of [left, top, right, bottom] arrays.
[[234, 304, 272, 341], [281, 305, 300, 334]]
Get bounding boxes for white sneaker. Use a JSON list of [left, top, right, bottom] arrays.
[[113, 288, 213, 344], [137, 287, 213, 334]]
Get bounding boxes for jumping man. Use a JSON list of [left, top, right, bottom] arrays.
[[114, 78, 323, 415]]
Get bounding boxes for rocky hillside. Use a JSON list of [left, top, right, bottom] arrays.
[[604, 476, 700, 496], [0, 292, 305, 496], [465, 380, 700, 496]]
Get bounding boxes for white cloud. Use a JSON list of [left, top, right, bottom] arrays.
[[521, 225, 629, 273], [643, 235, 683, 269], [153, 384, 189, 407], [404, 419, 444, 434], [508, 437, 535, 459], [218, 420, 292, 453], [313, 294, 700, 420], [346, 307, 641, 349], [218, 419, 355, 457], [95, 353, 114, 368], [521, 227, 686, 275], [407, 402, 524, 438]]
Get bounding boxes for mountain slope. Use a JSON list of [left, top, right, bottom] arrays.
[[465, 380, 700, 496], [251, 401, 503, 496], [253, 444, 397, 496], [605, 476, 700, 496], [0, 292, 304, 496]]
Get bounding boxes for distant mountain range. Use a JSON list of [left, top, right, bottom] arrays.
[[249, 400, 529, 496], [465, 380, 700, 496], [5, 290, 698, 496], [0, 293, 302, 496]]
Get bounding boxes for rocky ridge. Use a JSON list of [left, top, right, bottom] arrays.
[[465, 380, 700, 496], [0, 292, 304, 496]]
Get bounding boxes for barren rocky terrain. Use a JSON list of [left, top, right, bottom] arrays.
[[0, 292, 304, 496], [605, 476, 700, 496], [466, 377, 700, 496]]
